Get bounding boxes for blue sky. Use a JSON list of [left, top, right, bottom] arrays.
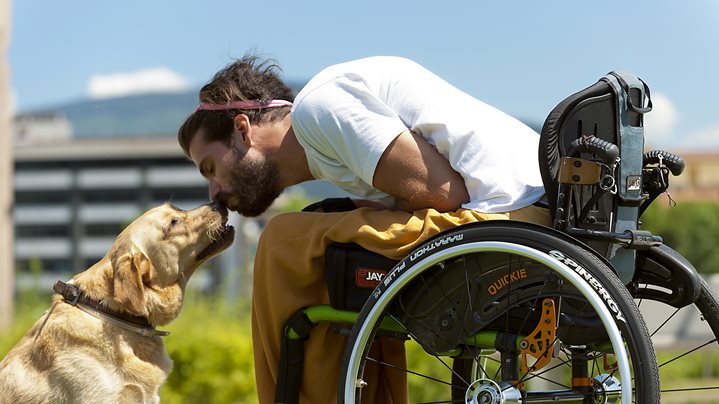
[[8, 0, 719, 150]]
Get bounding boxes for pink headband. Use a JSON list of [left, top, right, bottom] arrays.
[[196, 99, 292, 112]]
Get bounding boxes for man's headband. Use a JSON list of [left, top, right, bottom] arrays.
[[196, 99, 292, 112]]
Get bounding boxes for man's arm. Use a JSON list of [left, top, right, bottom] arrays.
[[373, 130, 469, 212]]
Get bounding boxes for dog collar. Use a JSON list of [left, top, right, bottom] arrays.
[[53, 280, 169, 338]]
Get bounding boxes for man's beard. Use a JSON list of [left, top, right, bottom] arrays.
[[217, 147, 283, 217]]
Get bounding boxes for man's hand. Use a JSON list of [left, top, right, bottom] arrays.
[[302, 197, 357, 212], [373, 130, 469, 212], [301, 198, 390, 212]]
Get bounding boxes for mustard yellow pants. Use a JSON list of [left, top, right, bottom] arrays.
[[252, 206, 551, 403]]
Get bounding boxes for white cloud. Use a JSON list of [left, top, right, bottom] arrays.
[[87, 67, 191, 99], [684, 125, 719, 150], [644, 92, 679, 147], [643, 92, 719, 150]]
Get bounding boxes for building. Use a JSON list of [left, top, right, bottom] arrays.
[[10, 90, 252, 294], [13, 112, 72, 146], [668, 151, 719, 202], [12, 136, 226, 290]]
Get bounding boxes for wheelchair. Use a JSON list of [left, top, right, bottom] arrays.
[[276, 71, 719, 403]]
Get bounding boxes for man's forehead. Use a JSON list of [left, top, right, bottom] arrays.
[[187, 127, 210, 162], [188, 129, 230, 166]]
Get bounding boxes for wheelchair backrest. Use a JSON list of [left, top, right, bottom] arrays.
[[538, 71, 653, 283]]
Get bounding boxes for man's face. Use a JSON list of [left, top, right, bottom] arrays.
[[188, 130, 282, 217]]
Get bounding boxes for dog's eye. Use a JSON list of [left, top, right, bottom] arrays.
[[170, 217, 180, 226]]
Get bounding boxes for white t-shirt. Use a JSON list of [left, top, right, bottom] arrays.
[[291, 56, 544, 213]]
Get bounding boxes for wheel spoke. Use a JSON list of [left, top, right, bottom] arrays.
[[650, 307, 680, 337], [661, 386, 719, 393], [518, 358, 572, 389], [658, 338, 718, 368], [365, 355, 453, 387]]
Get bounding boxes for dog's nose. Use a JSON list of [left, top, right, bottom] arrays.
[[209, 200, 228, 216]]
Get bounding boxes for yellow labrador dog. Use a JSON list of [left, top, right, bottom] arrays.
[[0, 202, 235, 404]]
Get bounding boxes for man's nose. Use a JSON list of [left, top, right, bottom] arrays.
[[208, 180, 221, 201]]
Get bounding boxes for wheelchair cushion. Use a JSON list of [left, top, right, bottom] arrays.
[[538, 80, 617, 217]]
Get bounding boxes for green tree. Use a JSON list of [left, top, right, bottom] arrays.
[[641, 202, 719, 274]]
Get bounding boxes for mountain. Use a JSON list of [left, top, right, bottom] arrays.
[[58, 91, 199, 138], [25, 81, 307, 139]]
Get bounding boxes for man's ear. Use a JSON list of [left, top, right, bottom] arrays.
[[233, 113, 252, 146], [111, 249, 152, 316]]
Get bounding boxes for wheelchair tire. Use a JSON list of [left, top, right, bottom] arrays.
[[338, 221, 659, 403], [696, 278, 719, 338]]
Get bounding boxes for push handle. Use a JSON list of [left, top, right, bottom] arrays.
[[628, 81, 653, 114], [568, 135, 620, 165], [643, 150, 685, 176]]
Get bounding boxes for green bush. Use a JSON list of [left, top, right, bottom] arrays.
[[641, 201, 719, 274], [0, 290, 52, 359], [658, 350, 719, 381], [160, 294, 257, 403]]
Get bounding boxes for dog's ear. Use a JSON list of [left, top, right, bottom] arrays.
[[111, 250, 151, 316]]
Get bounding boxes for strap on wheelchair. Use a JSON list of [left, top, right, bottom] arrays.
[[275, 309, 316, 404], [601, 72, 649, 282]]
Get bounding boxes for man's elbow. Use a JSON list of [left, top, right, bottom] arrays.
[[436, 195, 468, 212], [394, 183, 469, 213], [431, 185, 469, 212]]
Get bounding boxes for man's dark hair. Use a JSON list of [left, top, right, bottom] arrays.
[[178, 54, 295, 157]]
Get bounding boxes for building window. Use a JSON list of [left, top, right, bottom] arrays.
[[85, 223, 126, 237], [15, 190, 71, 204], [16, 225, 71, 238], [82, 189, 139, 203], [16, 258, 72, 274]]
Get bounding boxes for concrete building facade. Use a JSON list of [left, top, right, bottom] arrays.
[[12, 136, 234, 291]]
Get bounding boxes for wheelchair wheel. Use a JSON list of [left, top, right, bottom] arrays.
[[338, 221, 659, 403], [634, 276, 719, 400]]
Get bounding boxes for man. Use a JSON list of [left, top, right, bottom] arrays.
[[178, 55, 549, 403]]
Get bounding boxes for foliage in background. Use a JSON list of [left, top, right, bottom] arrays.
[[0, 291, 50, 359], [641, 201, 719, 274], [161, 294, 257, 403], [278, 192, 316, 213]]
